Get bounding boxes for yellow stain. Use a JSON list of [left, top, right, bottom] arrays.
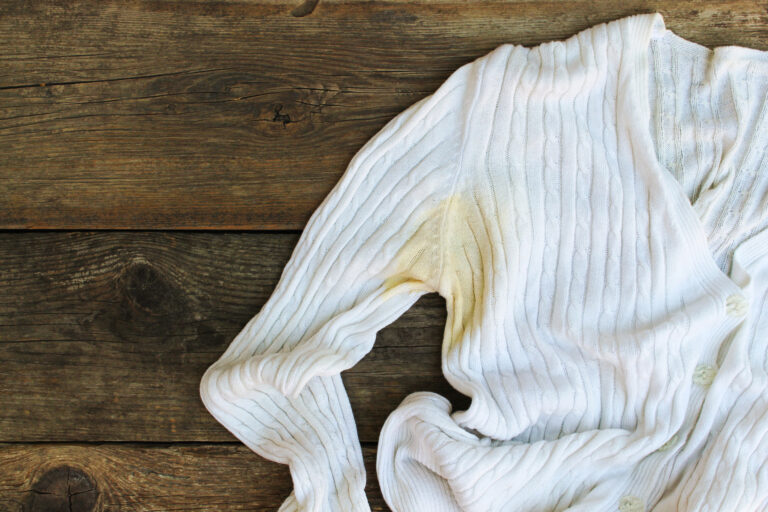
[[440, 190, 488, 350], [378, 190, 488, 351]]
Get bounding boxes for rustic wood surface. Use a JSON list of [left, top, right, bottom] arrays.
[[0, 231, 463, 443], [1, 1, 766, 229], [0, 444, 388, 511], [2, 1, 767, 510]]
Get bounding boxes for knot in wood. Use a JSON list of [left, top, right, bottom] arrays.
[[24, 466, 97, 512]]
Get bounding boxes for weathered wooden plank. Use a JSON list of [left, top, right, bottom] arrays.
[[1, 1, 766, 229], [0, 443, 388, 511], [0, 231, 467, 443]]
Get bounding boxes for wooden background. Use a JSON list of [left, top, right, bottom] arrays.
[[1, 1, 766, 510]]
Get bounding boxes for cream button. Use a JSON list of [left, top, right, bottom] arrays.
[[725, 293, 749, 317], [619, 495, 644, 512], [693, 364, 717, 387]]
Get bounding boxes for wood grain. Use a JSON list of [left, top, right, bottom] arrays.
[[3, 3, 767, 510], [1, 0, 766, 229], [0, 443, 388, 511], [0, 231, 467, 443]]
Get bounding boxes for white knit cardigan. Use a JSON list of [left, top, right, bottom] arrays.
[[200, 12, 768, 511]]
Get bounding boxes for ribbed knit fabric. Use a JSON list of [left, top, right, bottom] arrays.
[[199, 12, 768, 511]]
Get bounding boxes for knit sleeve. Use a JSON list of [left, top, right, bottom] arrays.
[[199, 56, 481, 511]]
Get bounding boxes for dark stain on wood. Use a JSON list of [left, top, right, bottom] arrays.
[[23, 466, 97, 512], [121, 259, 182, 316], [271, 103, 292, 127], [110, 255, 193, 342]]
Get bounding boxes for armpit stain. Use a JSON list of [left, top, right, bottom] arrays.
[[377, 192, 487, 350]]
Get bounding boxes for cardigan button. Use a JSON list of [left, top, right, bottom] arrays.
[[693, 364, 717, 387], [725, 293, 749, 317], [618, 495, 644, 512]]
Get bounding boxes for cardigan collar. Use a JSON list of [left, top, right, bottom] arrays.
[[627, 13, 768, 286]]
